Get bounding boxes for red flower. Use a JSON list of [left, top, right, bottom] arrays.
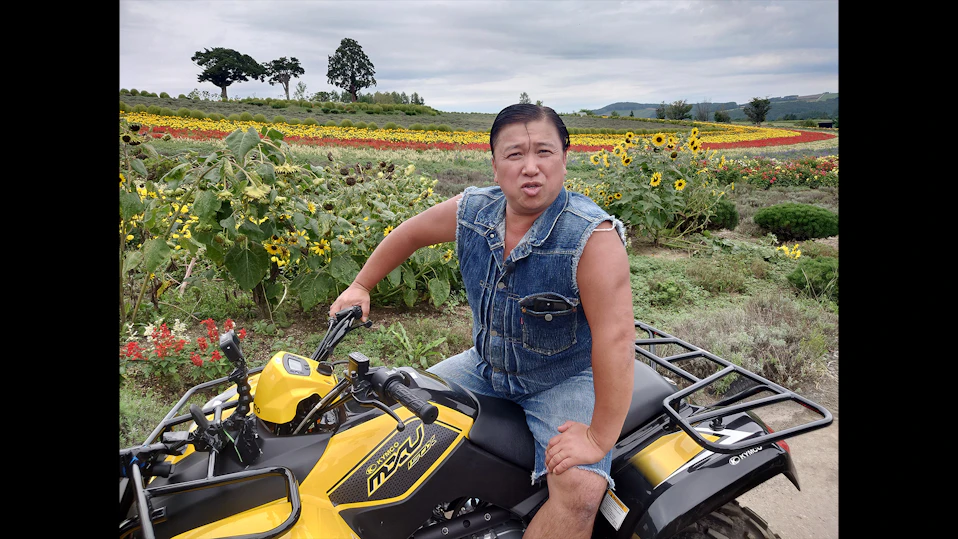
[[238, 328, 247, 340], [224, 319, 235, 331], [190, 352, 203, 367], [210, 350, 222, 361], [197, 336, 209, 352]]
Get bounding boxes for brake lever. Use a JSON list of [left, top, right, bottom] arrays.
[[352, 384, 405, 431]]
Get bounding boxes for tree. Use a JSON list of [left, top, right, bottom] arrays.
[[292, 81, 308, 101], [264, 57, 305, 100], [327, 38, 377, 102], [519, 92, 531, 104], [666, 100, 693, 120], [694, 99, 713, 122], [191, 47, 266, 101], [743, 97, 772, 125], [655, 102, 667, 119], [714, 110, 731, 123]]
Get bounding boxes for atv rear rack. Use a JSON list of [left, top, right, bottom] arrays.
[[633, 321, 832, 454]]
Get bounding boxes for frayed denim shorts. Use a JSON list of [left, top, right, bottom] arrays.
[[427, 347, 614, 489]]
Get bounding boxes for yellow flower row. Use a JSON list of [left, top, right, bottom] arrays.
[[121, 111, 797, 148]]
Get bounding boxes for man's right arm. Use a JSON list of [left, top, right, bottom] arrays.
[[329, 194, 461, 319]]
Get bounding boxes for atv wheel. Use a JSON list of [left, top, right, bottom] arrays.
[[671, 500, 781, 539]]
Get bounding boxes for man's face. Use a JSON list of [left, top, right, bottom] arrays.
[[491, 118, 568, 219]]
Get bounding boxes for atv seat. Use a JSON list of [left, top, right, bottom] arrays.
[[469, 360, 677, 471]]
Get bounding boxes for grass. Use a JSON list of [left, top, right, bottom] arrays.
[[120, 126, 839, 450]]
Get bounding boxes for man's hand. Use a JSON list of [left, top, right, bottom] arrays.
[[544, 421, 607, 475]]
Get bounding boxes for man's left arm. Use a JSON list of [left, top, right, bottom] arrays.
[[545, 224, 635, 474]]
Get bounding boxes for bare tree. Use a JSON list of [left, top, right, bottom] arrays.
[[694, 99, 713, 122]]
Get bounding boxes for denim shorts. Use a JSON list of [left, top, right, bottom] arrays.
[[427, 347, 614, 488]]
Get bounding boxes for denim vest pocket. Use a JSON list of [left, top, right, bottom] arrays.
[[519, 292, 578, 355]]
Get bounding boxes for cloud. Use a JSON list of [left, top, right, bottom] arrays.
[[119, 0, 838, 113]]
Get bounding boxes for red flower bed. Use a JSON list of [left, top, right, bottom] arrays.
[[700, 130, 836, 150]]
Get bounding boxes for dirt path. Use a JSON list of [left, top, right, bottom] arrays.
[[737, 354, 839, 538]]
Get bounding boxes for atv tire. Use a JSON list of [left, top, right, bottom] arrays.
[[671, 500, 781, 539]]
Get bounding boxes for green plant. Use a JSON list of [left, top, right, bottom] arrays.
[[373, 321, 446, 369], [753, 202, 838, 241], [272, 115, 287, 124], [709, 197, 739, 230], [239, 111, 254, 121], [786, 256, 838, 303], [566, 128, 734, 246]]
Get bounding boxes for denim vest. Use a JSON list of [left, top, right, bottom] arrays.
[[455, 185, 626, 396]]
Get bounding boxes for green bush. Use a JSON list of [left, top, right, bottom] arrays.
[[787, 256, 838, 303], [120, 101, 131, 112], [252, 113, 267, 123], [239, 112, 254, 122], [353, 121, 367, 129], [383, 122, 399, 130], [133, 104, 148, 113], [339, 119, 353, 128], [159, 92, 170, 98], [366, 122, 378, 130], [324, 120, 338, 127], [303, 117, 318, 126], [208, 113, 225, 121], [288, 118, 301, 125], [176, 107, 192, 118], [189, 109, 207, 119], [147, 105, 162, 115], [120, 88, 130, 95], [706, 198, 739, 230], [272, 115, 287, 124], [228, 113, 242, 121], [271, 100, 289, 109], [753, 203, 838, 241]]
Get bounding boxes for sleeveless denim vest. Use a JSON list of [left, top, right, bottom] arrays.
[[455, 185, 626, 396]]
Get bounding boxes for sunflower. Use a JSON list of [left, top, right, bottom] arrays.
[[674, 179, 687, 191], [590, 154, 600, 165], [650, 172, 662, 187], [651, 133, 667, 147], [621, 156, 632, 166], [383, 225, 394, 237], [614, 192, 622, 200], [264, 243, 281, 255], [691, 127, 699, 138], [613, 146, 623, 157]]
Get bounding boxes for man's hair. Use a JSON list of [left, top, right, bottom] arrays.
[[489, 104, 571, 154]]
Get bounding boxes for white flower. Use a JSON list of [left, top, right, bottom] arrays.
[[172, 318, 188, 337]]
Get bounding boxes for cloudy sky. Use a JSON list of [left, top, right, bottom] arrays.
[[119, 0, 838, 114]]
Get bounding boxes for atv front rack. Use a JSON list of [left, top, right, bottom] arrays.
[[633, 321, 833, 454], [119, 465, 302, 539]]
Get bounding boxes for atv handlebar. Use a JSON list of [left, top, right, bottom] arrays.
[[386, 378, 439, 424]]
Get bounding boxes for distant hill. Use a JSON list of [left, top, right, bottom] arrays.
[[591, 92, 838, 121]]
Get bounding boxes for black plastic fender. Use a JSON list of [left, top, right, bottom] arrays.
[[597, 438, 797, 539]]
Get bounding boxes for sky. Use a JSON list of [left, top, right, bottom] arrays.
[[119, 0, 838, 114]]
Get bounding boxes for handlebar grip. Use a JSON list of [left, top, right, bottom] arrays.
[[334, 305, 363, 323], [385, 380, 439, 424], [190, 404, 211, 430]]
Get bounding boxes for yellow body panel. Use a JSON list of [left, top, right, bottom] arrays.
[[630, 430, 720, 486], [169, 400, 474, 537], [253, 351, 340, 424]]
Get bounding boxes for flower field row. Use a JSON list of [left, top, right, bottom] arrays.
[[119, 111, 836, 153]]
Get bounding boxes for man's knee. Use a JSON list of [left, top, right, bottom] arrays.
[[547, 467, 607, 516]]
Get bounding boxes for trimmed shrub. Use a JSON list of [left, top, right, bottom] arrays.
[[383, 122, 400, 130], [787, 256, 838, 303], [353, 121, 367, 129], [366, 122, 378, 130], [753, 203, 838, 241], [339, 119, 354, 128], [120, 101, 132, 112], [272, 115, 287, 124], [270, 101, 289, 109], [252, 113, 267, 123], [706, 198, 739, 230], [303, 117, 318, 126], [189, 109, 207, 119], [228, 113, 242, 121], [324, 120, 338, 127], [239, 112, 254, 122], [159, 92, 170, 98], [288, 118, 301, 125], [119, 89, 130, 95], [176, 107, 192, 117]]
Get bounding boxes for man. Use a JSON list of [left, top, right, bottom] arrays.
[[328, 103, 635, 538]]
